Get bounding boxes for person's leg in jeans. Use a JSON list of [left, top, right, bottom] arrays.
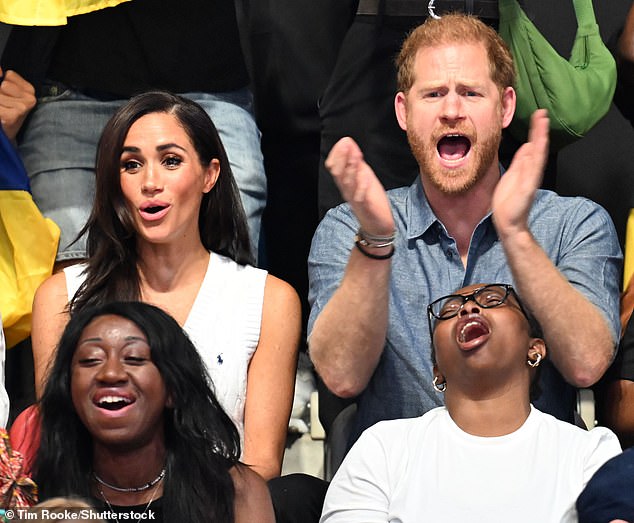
[[18, 89, 123, 267], [188, 89, 267, 264]]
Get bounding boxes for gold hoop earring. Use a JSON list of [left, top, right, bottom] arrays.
[[433, 376, 447, 393]]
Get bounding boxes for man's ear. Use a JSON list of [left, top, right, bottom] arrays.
[[203, 158, 221, 193], [395, 91, 409, 131], [501, 86, 516, 129], [527, 338, 546, 362]]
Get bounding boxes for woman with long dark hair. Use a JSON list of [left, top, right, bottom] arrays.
[[32, 91, 300, 480], [35, 301, 274, 523]]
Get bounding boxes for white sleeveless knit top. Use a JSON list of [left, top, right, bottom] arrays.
[[64, 252, 267, 444]]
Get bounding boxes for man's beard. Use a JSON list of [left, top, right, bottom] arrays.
[[407, 124, 501, 195]]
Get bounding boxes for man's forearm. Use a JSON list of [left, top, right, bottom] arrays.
[[309, 247, 391, 398], [501, 230, 615, 387]]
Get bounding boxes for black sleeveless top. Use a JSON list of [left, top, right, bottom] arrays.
[[93, 496, 164, 523]]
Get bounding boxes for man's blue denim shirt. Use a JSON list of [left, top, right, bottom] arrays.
[[308, 177, 622, 447]]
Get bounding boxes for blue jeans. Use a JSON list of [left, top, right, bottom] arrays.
[[19, 87, 266, 263]]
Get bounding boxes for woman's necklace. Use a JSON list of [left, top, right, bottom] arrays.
[[93, 467, 166, 493], [99, 473, 163, 523]]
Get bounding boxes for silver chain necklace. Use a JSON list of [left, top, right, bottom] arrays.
[[93, 467, 166, 493], [99, 477, 162, 523]]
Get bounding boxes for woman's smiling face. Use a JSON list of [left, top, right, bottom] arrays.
[[71, 314, 170, 450]]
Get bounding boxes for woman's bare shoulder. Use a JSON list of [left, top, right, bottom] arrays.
[[263, 273, 300, 308], [33, 271, 68, 309], [32, 270, 71, 396]]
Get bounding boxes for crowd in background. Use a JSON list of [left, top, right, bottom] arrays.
[[1, 1, 634, 522]]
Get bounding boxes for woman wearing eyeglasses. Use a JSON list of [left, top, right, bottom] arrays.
[[320, 283, 622, 523]]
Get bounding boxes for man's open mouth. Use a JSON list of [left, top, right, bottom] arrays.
[[437, 134, 471, 161]]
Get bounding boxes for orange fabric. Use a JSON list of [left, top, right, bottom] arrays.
[[8, 406, 40, 479]]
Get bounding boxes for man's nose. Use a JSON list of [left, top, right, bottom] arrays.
[[440, 92, 465, 122]]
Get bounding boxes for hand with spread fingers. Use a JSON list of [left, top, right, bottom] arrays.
[[492, 109, 550, 240], [325, 136, 395, 236], [0, 69, 36, 142]]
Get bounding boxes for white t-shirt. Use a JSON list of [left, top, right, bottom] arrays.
[[0, 316, 9, 428], [321, 406, 622, 523], [64, 252, 267, 443]]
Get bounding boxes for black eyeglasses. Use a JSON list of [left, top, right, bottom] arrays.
[[427, 284, 528, 332]]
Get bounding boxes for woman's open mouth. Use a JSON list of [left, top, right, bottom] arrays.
[[456, 315, 490, 351]]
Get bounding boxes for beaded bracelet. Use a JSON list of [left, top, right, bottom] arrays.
[[354, 237, 395, 260], [356, 228, 397, 248]]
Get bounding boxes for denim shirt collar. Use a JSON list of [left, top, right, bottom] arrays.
[[405, 166, 506, 242], [405, 177, 438, 240]]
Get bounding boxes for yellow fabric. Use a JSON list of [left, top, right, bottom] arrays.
[[624, 209, 634, 291], [0, 190, 59, 348], [0, 0, 131, 26]]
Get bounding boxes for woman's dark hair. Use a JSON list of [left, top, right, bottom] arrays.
[[70, 91, 253, 313], [35, 301, 241, 523]]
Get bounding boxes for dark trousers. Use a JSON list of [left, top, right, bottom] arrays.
[[318, 14, 423, 217], [240, 0, 356, 336], [268, 473, 329, 523]]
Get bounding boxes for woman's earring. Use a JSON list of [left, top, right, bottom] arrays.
[[527, 353, 542, 368], [433, 376, 447, 393]]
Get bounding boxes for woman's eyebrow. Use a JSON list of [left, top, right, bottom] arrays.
[[78, 336, 103, 345], [156, 143, 186, 152], [124, 335, 148, 342]]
